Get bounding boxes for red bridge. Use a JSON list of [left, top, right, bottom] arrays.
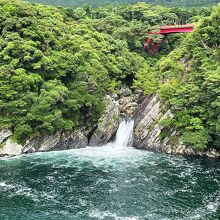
[[145, 24, 195, 53]]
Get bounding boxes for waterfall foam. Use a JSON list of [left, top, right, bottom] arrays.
[[114, 119, 134, 147]]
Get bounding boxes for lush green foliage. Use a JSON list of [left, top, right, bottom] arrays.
[[1, 0, 219, 152], [27, 0, 218, 8], [0, 0, 149, 142], [139, 4, 220, 151], [1, 0, 202, 143]]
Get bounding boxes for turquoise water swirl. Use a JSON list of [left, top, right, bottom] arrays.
[[0, 144, 220, 220]]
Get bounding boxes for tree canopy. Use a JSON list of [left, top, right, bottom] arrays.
[[0, 0, 146, 142], [136, 3, 220, 151], [26, 0, 219, 8], [1, 0, 220, 152]]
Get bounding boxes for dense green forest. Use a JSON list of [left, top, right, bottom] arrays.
[[26, 0, 219, 8], [159, 5, 220, 150], [0, 0, 174, 142], [0, 0, 220, 151], [136, 4, 220, 150]]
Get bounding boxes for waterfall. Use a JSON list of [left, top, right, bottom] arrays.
[[114, 119, 134, 147]]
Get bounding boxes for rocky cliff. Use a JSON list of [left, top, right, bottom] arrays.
[[0, 96, 119, 157], [133, 95, 194, 155], [1, 92, 219, 158], [132, 95, 220, 158]]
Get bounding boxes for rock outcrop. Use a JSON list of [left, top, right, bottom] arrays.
[[118, 88, 141, 117], [133, 95, 195, 155], [0, 130, 88, 157], [0, 129, 22, 157], [132, 95, 220, 158], [0, 139, 23, 157], [23, 130, 88, 154], [0, 129, 12, 144], [119, 96, 138, 117], [89, 96, 119, 146]]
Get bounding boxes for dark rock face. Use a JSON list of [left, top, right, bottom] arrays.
[[65, 132, 88, 149], [89, 96, 119, 146]]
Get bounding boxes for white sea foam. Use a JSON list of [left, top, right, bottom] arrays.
[[88, 208, 140, 220], [0, 182, 6, 187]]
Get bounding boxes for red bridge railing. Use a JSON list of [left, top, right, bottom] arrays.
[[145, 24, 195, 53]]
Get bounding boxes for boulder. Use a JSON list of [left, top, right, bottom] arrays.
[[206, 149, 220, 158], [119, 95, 139, 117]]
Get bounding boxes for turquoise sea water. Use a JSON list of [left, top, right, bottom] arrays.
[[0, 145, 220, 220]]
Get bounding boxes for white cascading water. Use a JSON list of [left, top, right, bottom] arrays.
[[65, 118, 136, 160], [114, 119, 134, 147]]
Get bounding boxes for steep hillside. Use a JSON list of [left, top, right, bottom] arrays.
[[1, 0, 197, 143], [0, 0, 148, 142], [1, 0, 219, 153], [137, 4, 220, 151]]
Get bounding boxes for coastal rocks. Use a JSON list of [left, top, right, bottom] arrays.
[[132, 94, 220, 158], [165, 144, 195, 156], [23, 130, 88, 153], [0, 129, 88, 157], [133, 95, 166, 151], [1, 91, 220, 159], [64, 131, 88, 149], [0, 139, 23, 156], [206, 149, 220, 158], [89, 96, 119, 146], [24, 132, 62, 153], [0, 129, 21, 157], [133, 95, 196, 156], [197, 149, 220, 158]]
